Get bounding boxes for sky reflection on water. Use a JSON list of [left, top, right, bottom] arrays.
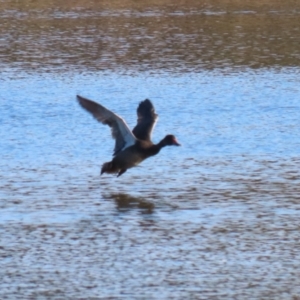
[[1, 1, 300, 298]]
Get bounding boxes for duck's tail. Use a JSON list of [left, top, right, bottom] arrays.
[[101, 161, 127, 177], [101, 161, 115, 175]]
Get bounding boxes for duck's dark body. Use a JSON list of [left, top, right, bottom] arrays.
[[101, 139, 169, 177], [77, 95, 180, 177]]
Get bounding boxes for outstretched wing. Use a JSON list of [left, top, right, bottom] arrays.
[[132, 99, 158, 141], [77, 95, 136, 155]]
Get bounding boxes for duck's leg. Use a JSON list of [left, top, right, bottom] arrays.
[[117, 169, 127, 177]]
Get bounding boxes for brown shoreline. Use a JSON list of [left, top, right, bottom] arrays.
[[1, 0, 300, 11], [1, 0, 300, 72]]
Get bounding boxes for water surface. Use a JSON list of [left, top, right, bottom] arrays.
[[1, 0, 300, 73], [1, 1, 300, 299]]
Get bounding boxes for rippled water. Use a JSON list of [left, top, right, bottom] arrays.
[[1, 0, 300, 73], [1, 1, 300, 299]]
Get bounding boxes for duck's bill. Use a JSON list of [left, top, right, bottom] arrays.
[[172, 138, 181, 146]]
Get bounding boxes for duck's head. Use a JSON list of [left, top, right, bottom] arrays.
[[163, 134, 181, 146]]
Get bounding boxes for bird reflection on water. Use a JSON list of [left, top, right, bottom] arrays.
[[104, 192, 155, 214]]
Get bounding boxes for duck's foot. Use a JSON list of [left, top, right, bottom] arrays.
[[117, 169, 127, 177]]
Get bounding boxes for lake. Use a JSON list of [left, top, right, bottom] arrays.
[[1, 1, 300, 299]]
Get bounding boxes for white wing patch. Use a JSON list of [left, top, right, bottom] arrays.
[[77, 95, 136, 155]]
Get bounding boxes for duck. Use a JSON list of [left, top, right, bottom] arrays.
[[77, 95, 180, 177]]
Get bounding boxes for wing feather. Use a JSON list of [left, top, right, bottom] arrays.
[[132, 99, 158, 141], [77, 95, 136, 155]]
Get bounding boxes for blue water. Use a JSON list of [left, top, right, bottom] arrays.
[[2, 0, 300, 296], [1, 69, 300, 298], [2, 69, 300, 168]]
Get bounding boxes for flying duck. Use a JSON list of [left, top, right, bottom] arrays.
[[77, 95, 180, 177]]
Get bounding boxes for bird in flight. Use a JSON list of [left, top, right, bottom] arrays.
[[77, 95, 180, 177]]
